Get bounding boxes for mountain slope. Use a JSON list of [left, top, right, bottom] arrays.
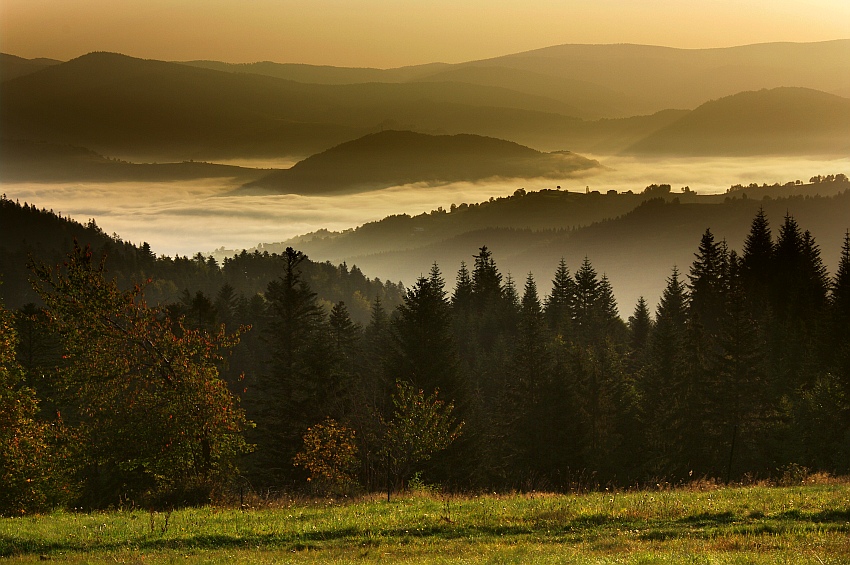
[[0, 53, 61, 82], [0, 52, 580, 159], [242, 131, 601, 194], [0, 139, 268, 183], [469, 40, 850, 115], [284, 188, 850, 314], [182, 41, 850, 118], [626, 87, 850, 156]]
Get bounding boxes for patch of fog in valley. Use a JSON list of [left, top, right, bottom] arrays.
[[2, 155, 848, 259]]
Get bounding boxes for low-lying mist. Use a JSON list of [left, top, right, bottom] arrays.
[[3, 155, 848, 259]]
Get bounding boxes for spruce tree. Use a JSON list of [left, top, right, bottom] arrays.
[[545, 258, 575, 342], [741, 207, 774, 297], [829, 231, 850, 429], [627, 297, 652, 372], [709, 251, 769, 480], [573, 257, 600, 347], [506, 274, 554, 480], [256, 247, 332, 485], [390, 272, 459, 401], [641, 267, 690, 477]]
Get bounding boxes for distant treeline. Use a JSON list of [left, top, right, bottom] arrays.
[[0, 195, 405, 323], [1, 198, 849, 513]]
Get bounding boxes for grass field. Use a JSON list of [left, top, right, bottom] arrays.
[[2, 481, 849, 564]]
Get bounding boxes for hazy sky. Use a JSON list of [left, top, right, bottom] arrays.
[[2, 0, 849, 67]]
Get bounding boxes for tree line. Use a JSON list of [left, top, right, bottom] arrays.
[[1, 208, 849, 514]]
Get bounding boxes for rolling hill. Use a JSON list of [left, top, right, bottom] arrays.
[[182, 41, 850, 119], [0, 52, 583, 160], [625, 87, 850, 156], [0, 139, 268, 183], [0, 53, 61, 82], [4, 43, 848, 163], [242, 131, 602, 194], [231, 178, 850, 311]]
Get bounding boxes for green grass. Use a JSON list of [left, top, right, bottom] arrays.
[[2, 483, 850, 563]]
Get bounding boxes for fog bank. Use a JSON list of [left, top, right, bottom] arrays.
[[2, 155, 847, 258]]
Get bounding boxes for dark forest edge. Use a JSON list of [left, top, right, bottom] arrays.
[[1, 196, 849, 515]]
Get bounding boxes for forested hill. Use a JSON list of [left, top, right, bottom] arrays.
[[239, 176, 850, 312], [3, 192, 850, 512], [242, 131, 601, 194], [0, 196, 404, 322]]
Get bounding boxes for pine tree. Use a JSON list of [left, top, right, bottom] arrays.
[[472, 246, 503, 311], [256, 247, 332, 485], [505, 274, 554, 480], [573, 257, 600, 347], [709, 251, 769, 479], [627, 297, 652, 372], [741, 207, 774, 298], [688, 228, 727, 339], [328, 301, 362, 385], [829, 231, 850, 421], [641, 267, 690, 477], [545, 258, 575, 342], [771, 216, 828, 393], [390, 273, 459, 401], [451, 261, 474, 312]]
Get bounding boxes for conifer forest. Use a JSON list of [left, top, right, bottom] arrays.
[[2, 200, 850, 516]]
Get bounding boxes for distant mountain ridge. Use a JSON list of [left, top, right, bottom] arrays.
[[2, 42, 848, 161], [242, 130, 601, 194], [182, 40, 850, 118], [0, 53, 61, 82], [0, 138, 267, 183], [626, 87, 850, 156]]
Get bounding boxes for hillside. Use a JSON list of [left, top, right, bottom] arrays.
[[0, 53, 61, 82], [0, 52, 584, 160], [233, 178, 850, 311], [471, 40, 850, 116], [0, 196, 404, 323], [242, 131, 602, 194], [5, 43, 847, 162], [0, 139, 268, 183], [626, 87, 850, 156], [181, 41, 850, 119]]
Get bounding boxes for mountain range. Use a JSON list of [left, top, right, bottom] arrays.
[[2, 41, 848, 165]]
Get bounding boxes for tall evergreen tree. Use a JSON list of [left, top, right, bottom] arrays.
[[709, 251, 769, 480], [641, 267, 690, 477], [471, 246, 502, 309], [573, 257, 601, 347], [741, 207, 774, 299], [253, 248, 332, 485], [505, 274, 554, 481], [390, 271, 459, 401], [831, 231, 850, 393], [627, 297, 652, 372], [545, 258, 575, 342], [688, 229, 727, 340]]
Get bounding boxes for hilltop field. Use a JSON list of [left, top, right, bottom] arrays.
[[2, 481, 849, 564]]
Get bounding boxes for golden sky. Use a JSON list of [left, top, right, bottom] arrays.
[[2, 0, 849, 67]]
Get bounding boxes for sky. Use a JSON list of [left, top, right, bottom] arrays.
[[2, 0, 849, 68]]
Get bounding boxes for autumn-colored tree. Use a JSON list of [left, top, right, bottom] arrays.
[[379, 380, 463, 499], [0, 301, 64, 515], [32, 243, 251, 508], [293, 418, 359, 495]]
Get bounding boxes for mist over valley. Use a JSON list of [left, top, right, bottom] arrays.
[[2, 40, 849, 312]]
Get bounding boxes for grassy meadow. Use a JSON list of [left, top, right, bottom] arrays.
[[2, 481, 849, 564]]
